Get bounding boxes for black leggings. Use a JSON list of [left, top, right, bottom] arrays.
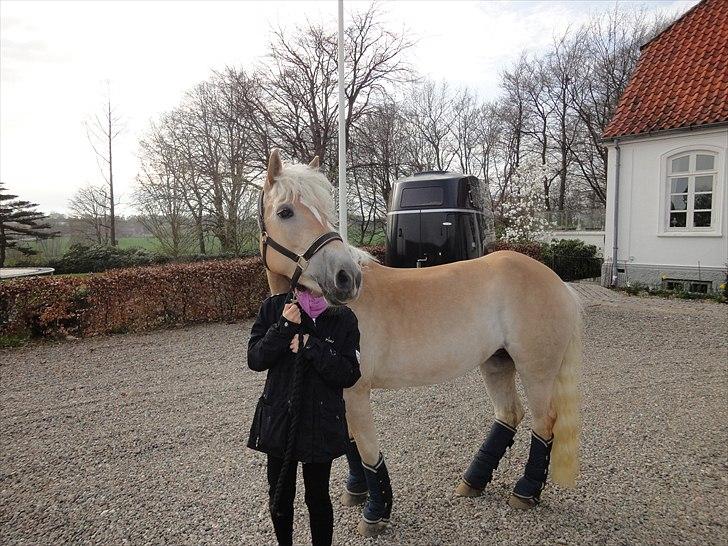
[[267, 454, 333, 546]]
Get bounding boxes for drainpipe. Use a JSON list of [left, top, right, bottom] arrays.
[[611, 139, 621, 287]]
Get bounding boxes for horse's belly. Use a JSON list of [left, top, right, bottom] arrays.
[[366, 332, 499, 389]]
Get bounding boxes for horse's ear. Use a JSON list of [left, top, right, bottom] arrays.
[[266, 149, 283, 187], [309, 155, 320, 169]]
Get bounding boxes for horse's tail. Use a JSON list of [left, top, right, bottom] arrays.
[[550, 286, 583, 488]]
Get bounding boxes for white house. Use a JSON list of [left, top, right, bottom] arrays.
[[601, 0, 728, 292]]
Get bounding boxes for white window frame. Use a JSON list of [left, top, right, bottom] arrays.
[[658, 145, 724, 237]]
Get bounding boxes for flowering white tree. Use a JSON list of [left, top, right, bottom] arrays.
[[501, 156, 553, 242]]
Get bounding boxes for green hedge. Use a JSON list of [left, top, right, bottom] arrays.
[[494, 239, 602, 281]]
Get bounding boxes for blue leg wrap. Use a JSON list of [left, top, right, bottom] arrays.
[[345, 439, 368, 495], [463, 419, 517, 490], [513, 431, 553, 503], [362, 453, 393, 524]]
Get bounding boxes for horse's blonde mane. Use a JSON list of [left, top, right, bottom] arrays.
[[268, 161, 377, 264]]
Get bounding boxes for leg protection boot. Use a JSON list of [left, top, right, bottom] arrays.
[[511, 431, 553, 508], [462, 419, 517, 490], [361, 453, 393, 524], [345, 439, 368, 496]]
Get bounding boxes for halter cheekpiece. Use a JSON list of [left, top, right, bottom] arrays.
[[258, 190, 342, 291]]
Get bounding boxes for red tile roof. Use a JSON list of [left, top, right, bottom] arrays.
[[603, 0, 728, 140]]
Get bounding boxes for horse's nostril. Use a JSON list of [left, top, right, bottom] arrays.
[[336, 269, 351, 289]]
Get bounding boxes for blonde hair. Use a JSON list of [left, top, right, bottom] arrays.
[[268, 163, 337, 228]]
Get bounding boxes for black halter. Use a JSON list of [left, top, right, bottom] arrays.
[[258, 190, 343, 291]]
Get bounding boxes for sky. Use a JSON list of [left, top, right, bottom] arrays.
[[1, 0, 698, 215]]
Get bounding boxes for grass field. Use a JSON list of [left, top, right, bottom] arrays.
[[4, 226, 385, 267]]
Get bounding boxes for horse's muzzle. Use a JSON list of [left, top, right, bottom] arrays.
[[323, 264, 361, 305]]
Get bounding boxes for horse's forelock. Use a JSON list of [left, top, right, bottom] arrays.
[[268, 163, 336, 227]]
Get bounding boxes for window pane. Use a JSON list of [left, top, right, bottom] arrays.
[[671, 155, 689, 173], [693, 211, 712, 227], [401, 187, 444, 207], [669, 212, 687, 227], [694, 193, 712, 210], [695, 175, 713, 192], [689, 282, 709, 294], [670, 194, 688, 210], [695, 154, 715, 171], [670, 177, 689, 193]]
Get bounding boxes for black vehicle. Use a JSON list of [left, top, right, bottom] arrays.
[[385, 171, 495, 268]]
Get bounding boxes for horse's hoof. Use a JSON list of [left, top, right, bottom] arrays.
[[357, 519, 389, 537], [454, 480, 483, 497], [340, 490, 367, 507], [508, 494, 537, 510]]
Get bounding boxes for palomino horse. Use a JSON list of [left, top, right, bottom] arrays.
[[258, 150, 582, 537]]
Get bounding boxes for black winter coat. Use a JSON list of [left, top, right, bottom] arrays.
[[247, 294, 361, 463]]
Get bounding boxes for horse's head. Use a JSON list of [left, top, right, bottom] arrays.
[[259, 149, 362, 305]]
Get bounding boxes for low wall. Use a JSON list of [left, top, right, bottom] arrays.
[[600, 260, 726, 292], [543, 230, 606, 256]]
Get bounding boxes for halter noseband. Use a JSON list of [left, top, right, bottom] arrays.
[[258, 190, 342, 291]]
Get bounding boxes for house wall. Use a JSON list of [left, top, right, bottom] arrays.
[[602, 127, 728, 290]]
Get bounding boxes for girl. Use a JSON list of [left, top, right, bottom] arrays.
[[247, 288, 361, 546]]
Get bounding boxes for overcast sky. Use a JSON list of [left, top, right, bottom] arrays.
[[1, 0, 697, 215]]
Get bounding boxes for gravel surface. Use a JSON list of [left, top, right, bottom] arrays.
[[1, 287, 727, 545]]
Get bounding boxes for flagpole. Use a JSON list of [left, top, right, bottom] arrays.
[[337, 0, 348, 243]]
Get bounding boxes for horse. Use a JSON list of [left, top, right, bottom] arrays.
[[258, 149, 582, 537]]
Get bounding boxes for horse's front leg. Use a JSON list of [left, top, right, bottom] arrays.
[[343, 385, 392, 537]]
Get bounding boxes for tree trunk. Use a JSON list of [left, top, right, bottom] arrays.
[[0, 224, 6, 268], [196, 211, 206, 255], [558, 85, 567, 212], [108, 100, 117, 246]]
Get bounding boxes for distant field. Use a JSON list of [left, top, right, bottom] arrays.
[[4, 226, 384, 266], [5, 237, 183, 266], [10, 236, 163, 259]]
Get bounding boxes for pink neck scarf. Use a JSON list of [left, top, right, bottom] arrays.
[[295, 289, 329, 319]]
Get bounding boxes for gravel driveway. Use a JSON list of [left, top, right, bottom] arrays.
[[1, 287, 726, 545]]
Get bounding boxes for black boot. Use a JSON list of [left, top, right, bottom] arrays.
[[512, 431, 553, 507], [362, 453, 393, 524], [345, 439, 368, 496], [463, 419, 517, 490]]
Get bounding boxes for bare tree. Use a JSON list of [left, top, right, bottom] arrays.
[[68, 183, 113, 244], [85, 82, 123, 245], [405, 80, 457, 171], [567, 8, 669, 204], [136, 124, 197, 257]]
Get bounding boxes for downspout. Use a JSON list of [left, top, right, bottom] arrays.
[[611, 139, 621, 286]]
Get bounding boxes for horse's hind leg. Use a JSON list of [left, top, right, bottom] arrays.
[[455, 350, 524, 497], [508, 368, 557, 509]]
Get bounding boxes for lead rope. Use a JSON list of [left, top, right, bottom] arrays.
[[270, 292, 308, 516]]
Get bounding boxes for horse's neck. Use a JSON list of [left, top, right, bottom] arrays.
[[266, 270, 291, 296], [349, 260, 395, 317]]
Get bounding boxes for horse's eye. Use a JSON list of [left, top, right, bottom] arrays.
[[277, 207, 294, 219]]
